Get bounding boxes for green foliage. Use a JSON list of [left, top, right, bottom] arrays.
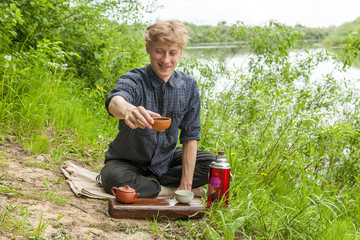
[[185, 22, 236, 43], [341, 29, 360, 68], [0, 182, 23, 196], [323, 17, 360, 46], [185, 21, 337, 45], [41, 178, 70, 205], [0, 202, 50, 239], [185, 17, 360, 51], [181, 21, 360, 239], [294, 24, 335, 41], [23, 133, 50, 154], [0, 1, 24, 51], [232, 21, 303, 57], [0, 0, 152, 88]]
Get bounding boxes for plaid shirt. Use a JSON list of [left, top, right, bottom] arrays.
[[105, 64, 201, 177]]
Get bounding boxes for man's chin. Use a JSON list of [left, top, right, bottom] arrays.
[[158, 70, 172, 78], [159, 66, 172, 73]]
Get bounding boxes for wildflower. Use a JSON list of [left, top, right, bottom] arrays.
[[99, 135, 105, 140], [355, 176, 360, 182], [231, 153, 236, 156], [4, 63, 9, 68], [53, 63, 59, 68], [131, 38, 135, 42], [4, 55, 11, 61], [261, 173, 267, 176], [61, 63, 68, 70], [96, 85, 103, 90]]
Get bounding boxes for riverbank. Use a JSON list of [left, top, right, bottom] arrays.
[[185, 17, 360, 47]]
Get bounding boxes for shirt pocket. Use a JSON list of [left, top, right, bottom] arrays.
[[166, 111, 184, 134]]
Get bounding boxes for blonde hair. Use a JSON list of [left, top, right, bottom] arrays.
[[145, 19, 189, 48]]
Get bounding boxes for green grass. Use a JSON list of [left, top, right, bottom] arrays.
[[0, 202, 52, 239], [177, 22, 360, 239], [0, 155, 9, 167]]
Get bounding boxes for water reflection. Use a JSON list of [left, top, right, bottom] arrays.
[[184, 44, 360, 84], [185, 43, 248, 59], [183, 44, 360, 126]]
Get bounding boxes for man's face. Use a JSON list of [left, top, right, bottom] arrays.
[[146, 41, 183, 82]]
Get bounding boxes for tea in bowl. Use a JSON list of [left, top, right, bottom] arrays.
[[151, 117, 171, 132], [174, 190, 194, 204]]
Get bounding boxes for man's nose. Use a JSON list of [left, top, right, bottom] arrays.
[[162, 53, 170, 62]]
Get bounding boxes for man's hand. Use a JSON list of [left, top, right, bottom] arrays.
[[124, 106, 160, 129], [169, 185, 191, 199], [109, 96, 160, 129], [168, 140, 197, 199]]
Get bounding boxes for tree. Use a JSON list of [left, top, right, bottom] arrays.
[[0, 0, 158, 87]]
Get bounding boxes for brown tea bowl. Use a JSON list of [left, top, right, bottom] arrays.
[[151, 117, 171, 132]]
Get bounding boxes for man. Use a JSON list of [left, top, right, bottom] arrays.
[[99, 20, 215, 198]]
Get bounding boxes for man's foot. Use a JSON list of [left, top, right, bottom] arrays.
[[158, 186, 177, 196], [191, 187, 206, 197]]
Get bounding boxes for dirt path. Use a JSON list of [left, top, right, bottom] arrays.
[[0, 137, 187, 239]]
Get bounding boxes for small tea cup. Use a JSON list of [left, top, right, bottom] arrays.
[[152, 117, 171, 132], [174, 190, 194, 204]]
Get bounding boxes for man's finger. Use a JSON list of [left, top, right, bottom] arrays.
[[136, 107, 154, 127], [125, 118, 138, 129], [136, 118, 147, 129]]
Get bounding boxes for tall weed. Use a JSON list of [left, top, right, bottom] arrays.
[[182, 21, 360, 239]]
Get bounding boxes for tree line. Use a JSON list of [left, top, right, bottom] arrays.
[[185, 17, 360, 46]]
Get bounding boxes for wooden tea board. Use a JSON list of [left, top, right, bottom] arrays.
[[108, 198, 205, 219]]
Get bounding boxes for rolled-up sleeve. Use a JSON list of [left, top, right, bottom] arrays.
[[105, 73, 140, 116]]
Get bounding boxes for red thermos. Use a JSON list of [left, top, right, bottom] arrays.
[[207, 151, 231, 207]]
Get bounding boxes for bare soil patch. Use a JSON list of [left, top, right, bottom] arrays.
[[0, 137, 192, 239]]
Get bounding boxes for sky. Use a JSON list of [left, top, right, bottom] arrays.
[[145, 0, 360, 28]]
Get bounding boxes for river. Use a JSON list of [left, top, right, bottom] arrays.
[[183, 43, 360, 91], [183, 43, 360, 125]]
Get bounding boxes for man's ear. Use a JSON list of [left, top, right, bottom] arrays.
[[146, 43, 150, 54]]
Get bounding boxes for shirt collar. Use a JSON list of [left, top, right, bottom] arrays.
[[147, 64, 175, 88]]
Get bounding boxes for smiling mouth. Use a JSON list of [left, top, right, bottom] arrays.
[[159, 64, 171, 70]]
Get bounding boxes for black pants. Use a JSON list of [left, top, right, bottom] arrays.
[[100, 147, 215, 198]]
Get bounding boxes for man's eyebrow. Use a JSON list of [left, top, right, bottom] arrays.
[[153, 47, 180, 53]]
